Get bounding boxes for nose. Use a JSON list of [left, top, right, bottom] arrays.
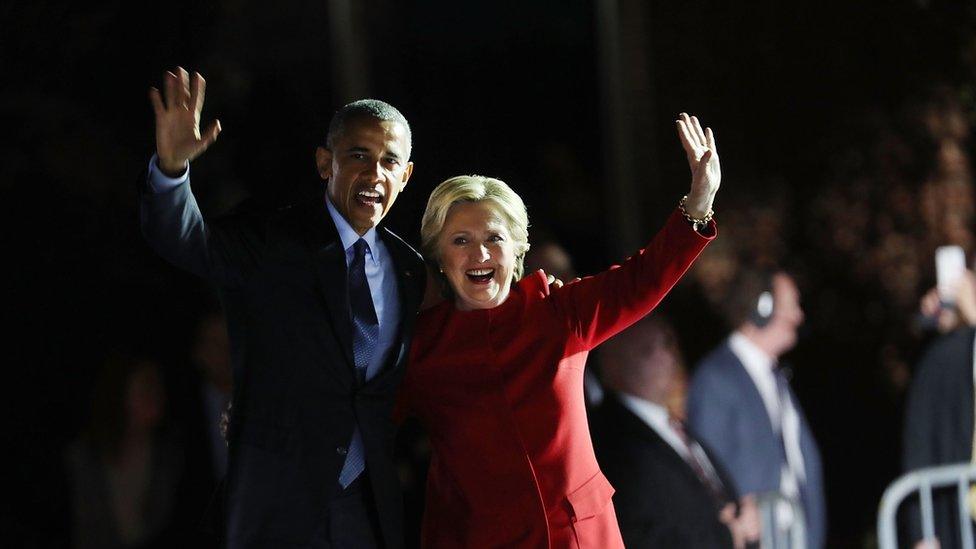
[[366, 161, 383, 181], [474, 244, 490, 262]]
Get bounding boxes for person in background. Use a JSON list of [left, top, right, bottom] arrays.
[[688, 268, 826, 548], [593, 315, 760, 548], [903, 270, 976, 549], [65, 353, 183, 549]]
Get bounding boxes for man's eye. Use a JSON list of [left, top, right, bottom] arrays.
[[488, 235, 504, 243], [384, 158, 400, 166], [350, 153, 366, 160]]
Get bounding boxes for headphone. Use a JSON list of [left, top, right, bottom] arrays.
[[749, 272, 776, 329]]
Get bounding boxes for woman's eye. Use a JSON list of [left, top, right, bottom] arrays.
[[488, 235, 504, 243], [453, 237, 467, 245]]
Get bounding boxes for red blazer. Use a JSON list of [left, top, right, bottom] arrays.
[[397, 209, 715, 548]]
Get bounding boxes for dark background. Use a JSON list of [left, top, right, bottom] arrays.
[[6, 0, 976, 546]]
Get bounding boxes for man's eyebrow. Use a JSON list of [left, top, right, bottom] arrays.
[[344, 146, 370, 154], [383, 149, 402, 160]]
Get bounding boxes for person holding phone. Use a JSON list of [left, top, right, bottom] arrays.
[[905, 264, 976, 549]]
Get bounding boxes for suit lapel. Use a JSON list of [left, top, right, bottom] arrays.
[[605, 393, 729, 503], [301, 200, 356, 374], [369, 227, 424, 384]]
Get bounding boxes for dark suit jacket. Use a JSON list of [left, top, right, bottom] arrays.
[[902, 327, 975, 549], [688, 342, 826, 549], [593, 391, 737, 548], [140, 178, 426, 548]]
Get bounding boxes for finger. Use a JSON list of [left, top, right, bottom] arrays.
[[177, 66, 192, 107], [546, 274, 555, 284], [190, 72, 206, 115], [676, 120, 697, 156], [164, 71, 178, 110], [706, 127, 718, 156], [698, 149, 713, 170], [203, 119, 222, 147], [149, 87, 165, 117], [691, 115, 708, 146], [682, 112, 703, 148]]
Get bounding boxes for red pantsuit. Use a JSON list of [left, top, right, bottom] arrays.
[[397, 209, 715, 548]]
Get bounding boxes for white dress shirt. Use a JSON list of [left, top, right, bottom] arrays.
[[618, 392, 723, 487], [728, 332, 806, 501]]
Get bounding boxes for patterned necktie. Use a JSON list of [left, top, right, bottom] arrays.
[[670, 417, 726, 504], [338, 238, 379, 488]]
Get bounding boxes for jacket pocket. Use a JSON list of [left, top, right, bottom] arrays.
[[567, 471, 615, 521]]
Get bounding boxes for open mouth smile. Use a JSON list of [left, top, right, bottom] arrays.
[[465, 268, 495, 284], [355, 189, 384, 207]]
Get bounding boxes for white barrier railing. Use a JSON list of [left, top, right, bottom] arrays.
[[877, 463, 976, 549], [757, 491, 806, 548]]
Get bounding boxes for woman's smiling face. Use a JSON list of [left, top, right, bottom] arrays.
[[437, 201, 516, 311]]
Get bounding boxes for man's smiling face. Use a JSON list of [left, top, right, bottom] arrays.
[[316, 117, 413, 235]]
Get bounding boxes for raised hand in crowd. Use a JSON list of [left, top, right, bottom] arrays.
[[149, 67, 222, 177], [919, 270, 976, 332]]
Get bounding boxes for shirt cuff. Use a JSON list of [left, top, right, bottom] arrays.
[[147, 154, 189, 193]]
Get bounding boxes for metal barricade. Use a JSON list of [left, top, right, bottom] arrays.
[[757, 491, 807, 549], [877, 463, 976, 549]]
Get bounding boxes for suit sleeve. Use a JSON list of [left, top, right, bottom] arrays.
[[139, 166, 260, 287], [550, 208, 714, 351]]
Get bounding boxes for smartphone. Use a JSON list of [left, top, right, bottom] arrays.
[[936, 245, 967, 306]]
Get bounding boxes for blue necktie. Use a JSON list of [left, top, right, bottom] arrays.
[[338, 239, 378, 488]]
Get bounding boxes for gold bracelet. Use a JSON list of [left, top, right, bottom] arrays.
[[679, 195, 714, 231]]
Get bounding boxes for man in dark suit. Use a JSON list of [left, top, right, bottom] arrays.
[[593, 315, 760, 548], [141, 68, 426, 548], [688, 269, 826, 549]]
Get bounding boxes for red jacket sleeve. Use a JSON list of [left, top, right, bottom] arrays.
[[551, 208, 715, 350]]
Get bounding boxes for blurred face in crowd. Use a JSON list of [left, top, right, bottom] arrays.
[[437, 201, 517, 311], [316, 117, 414, 236], [194, 313, 232, 392], [127, 361, 165, 432], [764, 273, 804, 357]]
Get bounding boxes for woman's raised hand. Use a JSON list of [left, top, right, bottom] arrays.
[[676, 113, 721, 219]]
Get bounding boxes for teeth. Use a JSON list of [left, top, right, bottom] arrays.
[[358, 190, 381, 198], [467, 269, 494, 276]]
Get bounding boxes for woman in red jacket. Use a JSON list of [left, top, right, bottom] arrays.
[[397, 113, 721, 548]]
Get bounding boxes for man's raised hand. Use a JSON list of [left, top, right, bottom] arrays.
[[676, 113, 721, 219], [149, 67, 221, 177]]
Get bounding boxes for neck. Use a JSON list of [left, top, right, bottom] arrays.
[[737, 326, 779, 363]]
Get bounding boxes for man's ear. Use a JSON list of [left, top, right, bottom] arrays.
[[400, 161, 414, 190], [315, 146, 333, 181]]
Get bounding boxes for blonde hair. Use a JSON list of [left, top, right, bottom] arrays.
[[420, 175, 530, 283]]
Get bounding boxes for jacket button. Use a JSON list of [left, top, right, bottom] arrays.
[[336, 446, 348, 456]]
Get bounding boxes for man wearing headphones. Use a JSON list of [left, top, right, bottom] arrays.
[[687, 268, 827, 548]]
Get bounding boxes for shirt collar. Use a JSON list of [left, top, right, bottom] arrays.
[[617, 392, 671, 432], [325, 196, 380, 264], [729, 331, 776, 380]]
